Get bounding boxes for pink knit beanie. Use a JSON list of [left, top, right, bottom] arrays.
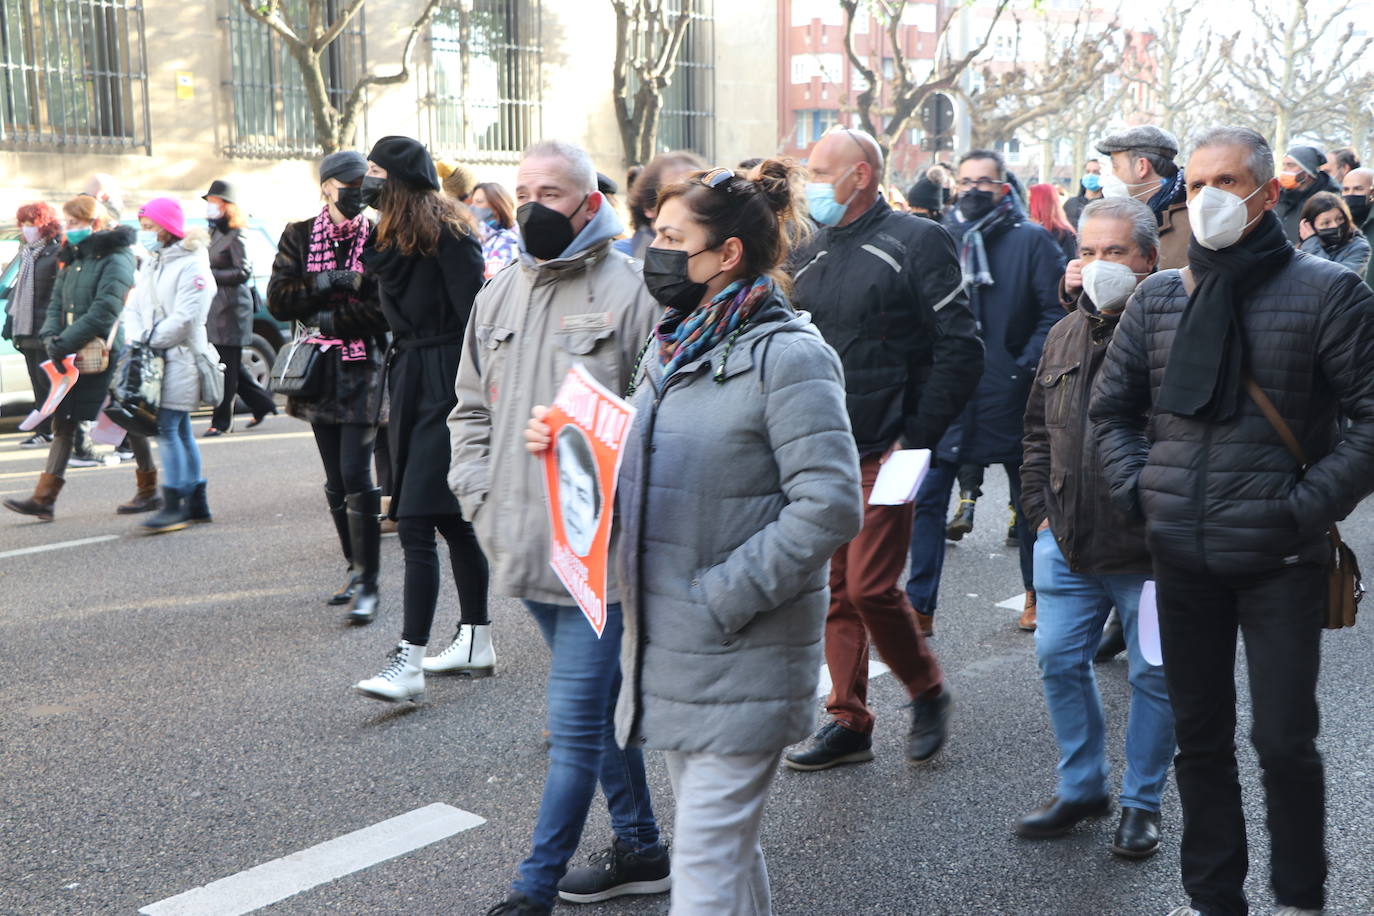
[[138, 197, 185, 238]]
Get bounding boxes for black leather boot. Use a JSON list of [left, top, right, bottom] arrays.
[[345, 487, 381, 624], [141, 487, 191, 534], [1111, 807, 1161, 859], [325, 485, 358, 606], [945, 490, 976, 541]]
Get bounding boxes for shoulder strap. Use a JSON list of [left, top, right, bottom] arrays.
[[1245, 376, 1308, 466]]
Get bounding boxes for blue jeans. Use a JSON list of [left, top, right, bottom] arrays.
[[156, 409, 201, 492], [514, 601, 660, 906], [906, 458, 1033, 615], [1032, 527, 1174, 810]]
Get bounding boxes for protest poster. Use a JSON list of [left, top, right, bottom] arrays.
[[541, 364, 636, 637]]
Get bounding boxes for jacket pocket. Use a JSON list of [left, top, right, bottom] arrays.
[[1037, 363, 1081, 429], [476, 324, 515, 349], [554, 326, 619, 388]]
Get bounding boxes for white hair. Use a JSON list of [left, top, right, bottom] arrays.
[[1078, 197, 1159, 256], [523, 140, 597, 193]]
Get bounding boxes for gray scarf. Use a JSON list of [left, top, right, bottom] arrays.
[[6, 241, 41, 337]]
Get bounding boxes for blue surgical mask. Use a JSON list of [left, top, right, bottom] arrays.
[[137, 229, 162, 252], [1082, 173, 1102, 192], [66, 227, 92, 245], [805, 166, 857, 227], [470, 205, 494, 225]]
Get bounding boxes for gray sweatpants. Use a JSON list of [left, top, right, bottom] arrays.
[[663, 749, 781, 916]]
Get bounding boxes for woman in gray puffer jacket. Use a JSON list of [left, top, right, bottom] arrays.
[[1298, 191, 1372, 280], [529, 160, 862, 916]]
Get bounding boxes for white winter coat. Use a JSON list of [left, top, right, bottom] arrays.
[[123, 232, 216, 412]]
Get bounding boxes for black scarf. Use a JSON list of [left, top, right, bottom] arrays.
[[1156, 211, 1293, 421]]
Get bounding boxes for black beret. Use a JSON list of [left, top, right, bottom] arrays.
[[367, 135, 441, 191]]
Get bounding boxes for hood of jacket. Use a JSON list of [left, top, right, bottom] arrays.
[[66, 224, 136, 261], [158, 228, 210, 258], [519, 194, 626, 267]]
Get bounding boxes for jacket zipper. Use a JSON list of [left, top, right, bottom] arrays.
[[1070, 325, 1095, 568], [1194, 421, 1213, 573]]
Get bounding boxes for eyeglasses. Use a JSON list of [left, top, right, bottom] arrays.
[[955, 177, 1004, 191], [694, 167, 736, 193]]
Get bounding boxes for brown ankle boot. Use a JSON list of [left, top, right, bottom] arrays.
[[3, 472, 64, 521], [1018, 588, 1038, 632], [117, 469, 162, 514]]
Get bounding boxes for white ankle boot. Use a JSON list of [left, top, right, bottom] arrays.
[[422, 624, 495, 676], [355, 641, 425, 703]]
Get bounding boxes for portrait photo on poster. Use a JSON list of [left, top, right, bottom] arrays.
[[556, 424, 602, 558]]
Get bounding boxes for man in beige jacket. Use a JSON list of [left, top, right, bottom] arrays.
[[448, 139, 665, 916]]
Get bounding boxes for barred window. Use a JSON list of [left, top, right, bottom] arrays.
[[422, 0, 541, 162], [658, 0, 713, 160], [222, 0, 366, 158], [0, 0, 150, 151]]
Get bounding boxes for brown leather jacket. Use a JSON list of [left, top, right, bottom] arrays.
[[1021, 289, 1151, 575], [1156, 197, 1191, 270]]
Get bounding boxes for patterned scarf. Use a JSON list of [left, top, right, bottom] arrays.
[[306, 206, 368, 272], [7, 240, 41, 337], [1146, 170, 1187, 219], [958, 193, 1019, 288], [657, 276, 771, 378]]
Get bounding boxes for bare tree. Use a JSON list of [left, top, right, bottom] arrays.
[[236, 0, 442, 154], [963, 11, 1122, 151], [1225, 0, 1373, 151], [610, 0, 695, 167], [1126, 0, 1230, 145], [837, 0, 1012, 179], [1032, 67, 1131, 183]]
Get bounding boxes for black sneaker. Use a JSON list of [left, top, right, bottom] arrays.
[[907, 686, 952, 764], [557, 838, 671, 903], [485, 894, 552, 915], [19, 432, 52, 448], [783, 720, 874, 771]]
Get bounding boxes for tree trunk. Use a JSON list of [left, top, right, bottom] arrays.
[[289, 42, 340, 153]]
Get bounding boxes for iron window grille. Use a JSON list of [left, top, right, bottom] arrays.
[[422, 0, 541, 162], [657, 0, 713, 160], [0, 0, 150, 152], [221, 0, 366, 159]]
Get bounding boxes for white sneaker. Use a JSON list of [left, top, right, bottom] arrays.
[[354, 641, 425, 703], [1273, 907, 1322, 915], [422, 623, 495, 676]]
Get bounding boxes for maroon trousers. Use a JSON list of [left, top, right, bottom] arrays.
[[825, 452, 944, 734]]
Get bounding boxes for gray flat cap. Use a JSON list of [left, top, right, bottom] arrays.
[[319, 150, 368, 184], [1095, 125, 1180, 161]]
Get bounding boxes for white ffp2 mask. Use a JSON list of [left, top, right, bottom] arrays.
[[1081, 259, 1145, 312], [1188, 184, 1265, 251]]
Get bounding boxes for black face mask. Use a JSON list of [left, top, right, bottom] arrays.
[[957, 189, 996, 221], [1344, 194, 1371, 226], [335, 185, 366, 220], [1317, 225, 1348, 249], [517, 197, 586, 260], [359, 175, 387, 210], [643, 246, 721, 311]]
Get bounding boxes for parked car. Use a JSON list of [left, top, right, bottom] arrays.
[[0, 217, 289, 414]]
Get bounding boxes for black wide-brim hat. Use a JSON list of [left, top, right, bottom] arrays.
[[367, 136, 441, 191], [202, 179, 237, 203]]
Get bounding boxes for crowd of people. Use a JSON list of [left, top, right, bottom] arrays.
[[5, 120, 1374, 916]]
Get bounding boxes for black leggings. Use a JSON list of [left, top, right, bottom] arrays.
[[311, 422, 376, 494], [956, 462, 986, 498], [212, 344, 276, 430], [398, 513, 489, 646]]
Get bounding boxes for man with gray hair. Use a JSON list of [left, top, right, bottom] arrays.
[[450, 139, 666, 916], [1093, 126, 1374, 916], [1017, 196, 1174, 860], [1095, 124, 1192, 269]]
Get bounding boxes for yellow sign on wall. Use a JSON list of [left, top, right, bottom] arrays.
[[175, 71, 194, 100]]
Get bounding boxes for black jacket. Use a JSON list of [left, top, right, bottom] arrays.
[[206, 225, 253, 347], [267, 217, 388, 426], [2, 238, 62, 344], [789, 198, 983, 456], [1022, 288, 1150, 575], [1278, 172, 1341, 245], [362, 225, 484, 518], [1090, 258, 1374, 577]]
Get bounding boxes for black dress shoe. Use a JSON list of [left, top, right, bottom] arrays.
[[1015, 795, 1113, 838], [907, 686, 953, 763], [1094, 612, 1127, 662], [1111, 806, 1161, 859], [783, 721, 873, 771]]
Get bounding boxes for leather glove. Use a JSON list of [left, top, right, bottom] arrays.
[[43, 335, 63, 361], [314, 270, 363, 293], [310, 310, 336, 336]]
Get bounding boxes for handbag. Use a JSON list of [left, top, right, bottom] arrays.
[[105, 341, 165, 438], [1244, 376, 1363, 629], [74, 317, 120, 373], [269, 326, 324, 398], [196, 345, 225, 407]]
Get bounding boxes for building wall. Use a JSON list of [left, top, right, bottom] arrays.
[[0, 0, 776, 228]]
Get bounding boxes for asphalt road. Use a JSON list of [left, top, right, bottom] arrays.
[[2, 414, 1373, 916]]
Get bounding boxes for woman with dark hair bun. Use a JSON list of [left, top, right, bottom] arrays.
[[527, 160, 864, 914], [351, 136, 492, 704]]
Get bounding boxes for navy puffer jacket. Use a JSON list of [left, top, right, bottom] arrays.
[[1090, 256, 1374, 576]]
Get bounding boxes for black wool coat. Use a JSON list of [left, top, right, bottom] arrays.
[[206, 225, 254, 347], [267, 217, 388, 426], [361, 225, 484, 519]]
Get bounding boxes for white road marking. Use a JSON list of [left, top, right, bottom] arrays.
[[139, 803, 485, 916], [816, 659, 891, 698], [996, 593, 1026, 611], [0, 534, 119, 560]]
